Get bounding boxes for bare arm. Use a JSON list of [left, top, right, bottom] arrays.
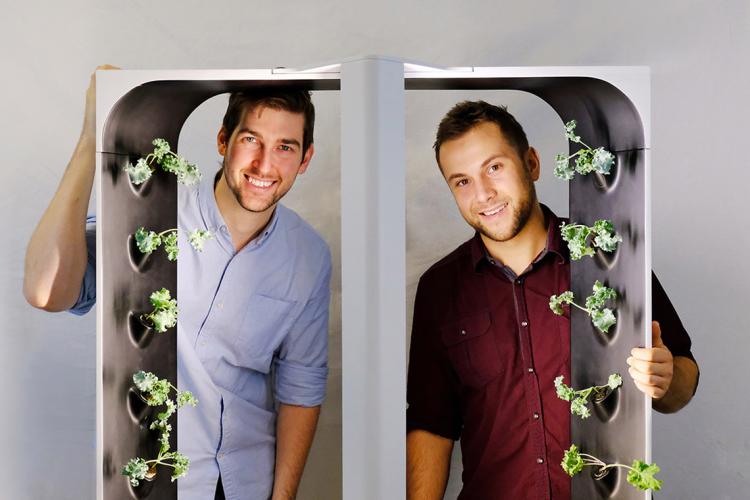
[[407, 429, 454, 500], [652, 356, 698, 413], [23, 65, 117, 311], [272, 403, 321, 500]]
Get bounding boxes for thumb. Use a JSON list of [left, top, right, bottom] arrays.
[[652, 321, 665, 348]]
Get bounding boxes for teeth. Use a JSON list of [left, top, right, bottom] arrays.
[[246, 176, 273, 188], [481, 203, 507, 216]]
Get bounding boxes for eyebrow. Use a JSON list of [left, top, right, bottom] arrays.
[[237, 128, 301, 148], [446, 154, 510, 182]]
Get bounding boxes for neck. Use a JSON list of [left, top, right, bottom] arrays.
[[481, 202, 548, 276], [214, 172, 275, 252]]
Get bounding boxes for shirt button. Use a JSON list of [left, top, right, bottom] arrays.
[[533, 413, 539, 420], [528, 367, 534, 373], [460, 329, 466, 335], [521, 321, 528, 327], [537, 458, 544, 464], [218, 452, 225, 459], [516, 279, 523, 285], [217, 302, 224, 310]]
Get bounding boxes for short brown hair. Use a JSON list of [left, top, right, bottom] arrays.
[[433, 100, 529, 169], [222, 88, 315, 157]]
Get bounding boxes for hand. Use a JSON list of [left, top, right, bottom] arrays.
[[82, 64, 120, 139], [626, 321, 674, 399]]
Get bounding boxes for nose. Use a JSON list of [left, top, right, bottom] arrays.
[[475, 177, 495, 204], [251, 146, 274, 176]]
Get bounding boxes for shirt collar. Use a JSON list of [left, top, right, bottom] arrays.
[[197, 170, 281, 252], [470, 203, 568, 272], [197, 170, 226, 235]]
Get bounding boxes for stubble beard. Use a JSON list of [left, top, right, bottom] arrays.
[[222, 158, 286, 214], [472, 174, 537, 243]]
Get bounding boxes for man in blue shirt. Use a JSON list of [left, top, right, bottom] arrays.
[[23, 66, 332, 500]]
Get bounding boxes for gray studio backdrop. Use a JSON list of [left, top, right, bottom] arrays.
[[2, 1, 749, 499]]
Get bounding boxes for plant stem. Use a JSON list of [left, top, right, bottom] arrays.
[[145, 458, 179, 469], [579, 455, 635, 474], [569, 301, 590, 314]]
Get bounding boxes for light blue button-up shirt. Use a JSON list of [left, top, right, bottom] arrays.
[[71, 173, 331, 500]]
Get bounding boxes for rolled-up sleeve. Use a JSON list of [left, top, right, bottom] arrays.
[[69, 215, 97, 316], [273, 252, 332, 407]]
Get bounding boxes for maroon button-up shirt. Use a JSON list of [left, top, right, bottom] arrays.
[[406, 207, 695, 500]]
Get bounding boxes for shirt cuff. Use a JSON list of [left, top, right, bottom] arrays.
[[406, 409, 461, 441], [68, 280, 95, 316], [273, 358, 328, 407]]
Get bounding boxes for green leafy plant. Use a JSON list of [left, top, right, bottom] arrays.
[[560, 220, 622, 260], [122, 371, 198, 487], [549, 281, 618, 333], [554, 374, 622, 418], [561, 444, 662, 492], [135, 227, 214, 261], [554, 120, 616, 180], [141, 288, 178, 333], [124, 138, 202, 186]]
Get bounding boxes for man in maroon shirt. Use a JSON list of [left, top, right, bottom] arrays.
[[405, 101, 700, 500]]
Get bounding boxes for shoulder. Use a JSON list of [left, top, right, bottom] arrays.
[[178, 184, 201, 214], [277, 204, 331, 267], [418, 238, 473, 289]]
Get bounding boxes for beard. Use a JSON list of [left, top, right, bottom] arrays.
[[470, 171, 537, 243], [221, 158, 288, 214]]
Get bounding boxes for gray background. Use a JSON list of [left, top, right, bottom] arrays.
[[2, 1, 747, 499]]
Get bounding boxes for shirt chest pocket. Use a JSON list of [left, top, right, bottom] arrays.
[[440, 311, 504, 389], [232, 294, 298, 373]]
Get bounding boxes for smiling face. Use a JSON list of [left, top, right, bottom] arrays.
[[217, 104, 314, 214], [439, 121, 540, 243]]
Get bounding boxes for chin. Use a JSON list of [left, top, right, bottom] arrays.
[[477, 221, 517, 243], [243, 201, 274, 213]]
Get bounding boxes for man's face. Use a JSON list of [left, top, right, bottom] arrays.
[[439, 121, 539, 243], [217, 105, 313, 213]]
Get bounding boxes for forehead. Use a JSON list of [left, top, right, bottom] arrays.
[[236, 104, 305, 138], [439, 121, 520, 175]]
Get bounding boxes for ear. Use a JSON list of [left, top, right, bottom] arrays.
[[297, 143, 315, 175], [525, 147, 541, 182], [217, 127, 229, 156]]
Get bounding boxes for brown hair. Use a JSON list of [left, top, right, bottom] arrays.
[[433, 100, 529, 169], [222, 88, 315, 157]]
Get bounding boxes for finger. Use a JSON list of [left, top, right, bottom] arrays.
[[630, 347, 672, 363], [90, 64, 121, 83], [626, 356, 673, 377], [652, 321, 665, 348], [633, 379, 667, 399], [628, 366, 670, 388]]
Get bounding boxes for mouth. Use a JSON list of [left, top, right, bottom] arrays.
[[478, 202, 508, 218], [243, 173, 276, 190]]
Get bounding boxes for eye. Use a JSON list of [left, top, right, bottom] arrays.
[[243, 136, 257, 143], [488, 164, 500, 174], [455, 178, 469, 188], [279, 144, 292, 152]]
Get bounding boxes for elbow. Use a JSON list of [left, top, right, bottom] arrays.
[[22, 277, 73, 312]]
